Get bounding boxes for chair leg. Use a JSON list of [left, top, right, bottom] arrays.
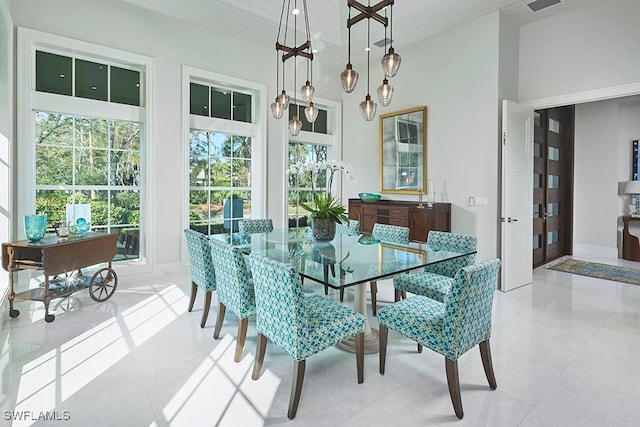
[[200, 290, 212, 328], [213, 302, 226, 339], [370, 281, 378, 316], [417, 343, 423, 353], [394, 289, 401, 302], [445, 358, 464, 419], [188, 282, 197, 312], [340, 287, 345, 302], [252, 333, 268, 380], [288, 359, 306, 420], [234, 318, 249, 363], [355, 332, 364, 384], [401, 291, 407, 299], [479, 339, 497, 390], [324, 283, 329, 295], [379, 325, 388, 375]]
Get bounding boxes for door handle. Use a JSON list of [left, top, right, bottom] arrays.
[[507, 217, 518, 223]]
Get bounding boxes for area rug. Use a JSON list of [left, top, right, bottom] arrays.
[[548, 259, 640, 286]]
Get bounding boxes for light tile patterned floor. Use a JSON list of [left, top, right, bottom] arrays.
[[2, 256, 640, 426]]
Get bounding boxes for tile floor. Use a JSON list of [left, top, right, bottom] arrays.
[[2, 255, 640, 426]]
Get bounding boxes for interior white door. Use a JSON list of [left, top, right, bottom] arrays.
[[500, 100, 534, 291]]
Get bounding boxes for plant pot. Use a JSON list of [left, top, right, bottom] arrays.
[[312, 218, 336, 242]]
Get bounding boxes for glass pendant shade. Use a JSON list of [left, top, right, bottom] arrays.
[[304, 102, 319, 123], [278, 90, 290, 110], [301, 81, 315, 103], [340, 63, 359, 93], [271, 97, 284, 119], [289, 116, 302, 136], [359, 94, 377, 121], [381, 47, 401, 78], [377, 78, 393, 107]]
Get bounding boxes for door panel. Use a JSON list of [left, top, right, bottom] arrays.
[[532, 106, 574, 267], [501, 100, 534, 291]]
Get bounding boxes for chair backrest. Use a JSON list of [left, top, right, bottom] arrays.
[[209, 238, 256, 318], [183, 229, 216, 291], [424, 231, 477, 277], [245, 254, 308, 359], [238, 218, 274, 234], [443, 258, 501, 359], [372, 223, 410, 244], [336, 219, 360, 236]]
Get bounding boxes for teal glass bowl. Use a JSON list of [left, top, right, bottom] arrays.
[[24, 214, 48, 242], [358, 193, 381, 203]]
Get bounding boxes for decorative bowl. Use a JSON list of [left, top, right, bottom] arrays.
[[358, 193, 381, 204]]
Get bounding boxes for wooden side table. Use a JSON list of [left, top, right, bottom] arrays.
[[622, 216, 640, 261]]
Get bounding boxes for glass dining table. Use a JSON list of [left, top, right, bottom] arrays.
[[211, 227, 476, 353]]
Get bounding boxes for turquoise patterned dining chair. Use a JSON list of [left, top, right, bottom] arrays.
[[369, 223, 410, 316], [335, 219, 360, 236], [238, 218, 274, 234], [378, 258, 501, 419], [246, 253, 366, 420], [183, 229, 217, 328], [209, 238, 257, 362], [393, 231, 477, 304]]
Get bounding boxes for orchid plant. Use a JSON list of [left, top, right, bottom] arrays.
[[286, 159, 356, 224]]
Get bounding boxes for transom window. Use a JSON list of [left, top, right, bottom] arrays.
[[36, 50, 141, 106]]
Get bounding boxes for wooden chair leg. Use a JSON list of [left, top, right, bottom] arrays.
[[370, 281, 378, 316], [417, 343, 423, 353], [188, 282, 197, 312], [355, 332, 364, 384], [288, 359, 306, 420], [379, 325, 388, 375], [324, 283, 329, 295], [213, 302, 226, 339], [252, 333, 268, 380], [340, 287, 345, 302], [479, 339, 497, 389], [200, 290, 212, 328], [401, 291, 407, 299], [445, 358, 463, 419], [234, 317, 249, 363], [394, 289, 401, 302]]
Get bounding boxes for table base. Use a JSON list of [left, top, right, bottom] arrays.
[[337, 327, 379, 354]]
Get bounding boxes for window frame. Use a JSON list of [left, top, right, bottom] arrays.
[[17, 27, 154, 274], [285, 96, 342, 226], [181, 66, 267, 240]]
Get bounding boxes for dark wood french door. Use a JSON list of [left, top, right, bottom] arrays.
[[533, 106, 575, 267]]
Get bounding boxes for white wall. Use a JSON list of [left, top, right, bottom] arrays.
[[519, 0, 640, 104], [343, 12, 503, 260], [520, 0, 640, 259], [0, 0, 12, 305], [574, 96, 640, 258], [8, 0, 342, 272]]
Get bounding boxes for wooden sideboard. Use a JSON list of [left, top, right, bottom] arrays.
[[348, 198, 451, 242], [622, 216, 640, 262]]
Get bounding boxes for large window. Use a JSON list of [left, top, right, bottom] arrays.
[[35, 112, 141, 260], [189, 130, 252, 234], [186, 73, 263, 236], [287, 142, 328, 228], [18, 28, 150, 264]]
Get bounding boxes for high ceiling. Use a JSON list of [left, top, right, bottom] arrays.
[[122, 0, 593, 70]]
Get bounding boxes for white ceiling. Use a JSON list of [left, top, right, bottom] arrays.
[[122, 0, 593, 70]]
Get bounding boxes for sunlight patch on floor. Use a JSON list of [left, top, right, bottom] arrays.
[[13, 284, 187, 426], [161, 334, 281, 426]]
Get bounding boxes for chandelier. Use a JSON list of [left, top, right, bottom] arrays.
[[340, 0, 401, 121], [272, 0, 317, 136]]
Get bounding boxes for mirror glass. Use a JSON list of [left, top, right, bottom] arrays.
[[379, 106, 427, 194]]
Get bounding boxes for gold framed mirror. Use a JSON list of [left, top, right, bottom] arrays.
[[379, 106, 427, 194]]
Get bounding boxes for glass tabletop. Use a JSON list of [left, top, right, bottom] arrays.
[[210, 228, 475, 289]]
